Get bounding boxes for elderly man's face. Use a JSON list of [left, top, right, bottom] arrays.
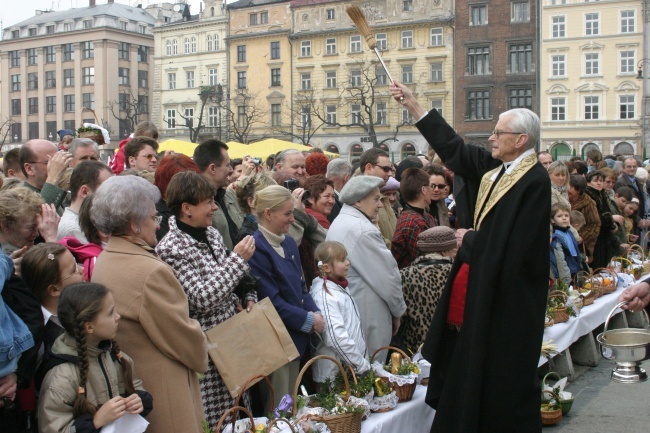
[[278, 153, 306, 179], [624, 159, 638, 177], [489, 115, 527, 162], [71, 145, 100, 167], [25, 140, 58, 189], [538, 153, 553, 169]]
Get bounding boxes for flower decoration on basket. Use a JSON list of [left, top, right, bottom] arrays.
[[370, 346, 418, 403], [77, 107, 110, 145], [547, 290, 575, 325], [573, 270, 596, 306]]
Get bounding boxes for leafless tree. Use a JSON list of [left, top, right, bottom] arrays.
[[223, 90, 268, 144], [272, 90, 329, 146], [106, 89, 149, 137], [0, 118, 15, 146]]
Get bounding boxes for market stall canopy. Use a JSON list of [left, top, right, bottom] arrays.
[[226, 138, 338, 159], [157, 139, 198, 156]]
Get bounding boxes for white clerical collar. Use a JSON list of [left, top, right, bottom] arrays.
[[491, 148, 535, 180]]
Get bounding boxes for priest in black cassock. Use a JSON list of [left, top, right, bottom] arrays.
[[391, 82, 550, 433]]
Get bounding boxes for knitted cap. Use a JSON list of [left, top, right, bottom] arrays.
[[417, 226, 456, 253], [395, 158, 423, 181], [339, 176, 384, 205], [380, 176, 400, 193]]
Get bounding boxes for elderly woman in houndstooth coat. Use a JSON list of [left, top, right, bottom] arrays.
[[156, 171, 257, 430]]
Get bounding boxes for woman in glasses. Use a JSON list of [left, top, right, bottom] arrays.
[[90, 175, 208, 433], [156, 171, 256, 430], [425, 163, 452, 228]]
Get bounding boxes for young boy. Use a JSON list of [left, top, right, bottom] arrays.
[[552, 202, 582, 280]]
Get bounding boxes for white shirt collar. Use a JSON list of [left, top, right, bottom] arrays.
[[491, 148, 536, 180], [41, 305, 60, 326]]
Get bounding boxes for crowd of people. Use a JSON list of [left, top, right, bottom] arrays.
[[1, 99, 649, 433]]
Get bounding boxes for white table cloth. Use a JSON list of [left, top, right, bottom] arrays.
[[361, 385, 434, 433]]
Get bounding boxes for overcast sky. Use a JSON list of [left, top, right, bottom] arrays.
[[2, 0, 209, 29]]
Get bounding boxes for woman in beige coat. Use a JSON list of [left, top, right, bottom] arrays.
[[90, 175, 208, 433]]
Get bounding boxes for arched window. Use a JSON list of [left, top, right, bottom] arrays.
[[349, 144, 364, 160], [184, 37, 190, 54], [550, 142, 572, 161], [614, 141, 635, 157], [211, 7, 215, 17], [214, 34, 220, 50], [166, 40, 172, 56], [401, 142, 416, 159], [190, 37, 197, 53], [172, 39, 178, 55], [581, 143, 599, 160], [378, 143, 389, 152], [207, 35, 212, 51], [326, 144, 339, 154]]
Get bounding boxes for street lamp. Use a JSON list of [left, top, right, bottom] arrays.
[[637, 59, 650, 158]]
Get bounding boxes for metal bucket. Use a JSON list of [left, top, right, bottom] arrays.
[[596, 302, 650, 383]]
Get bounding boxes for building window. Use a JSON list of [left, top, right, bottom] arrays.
[[351, 104, 361, 124], [585, 96, 599, 120], [551, 54, 565, 77], [186, 71, 195, 88], [402, 65, 413, 84], [430, 63, 443, 82], [208, 68, 218, 86], [402, 108, 414, 124], [467, 90, 491, 120], [271, 41, 280, 59], [138, 70, 148, 88], [620, 95, 635, 119], [27, 48, 37, 65], [327, 9, 335, 20], [403, 0, 413, 11], [509, 43, 532, 73], [350, 70, 362, 87], [430, 28, 443, 46], [621, 10, 635, 33], [28, 73, 38, 90], [376, 67, 387, 85], [350, 35, 362, 53], [301, 40, 311, 57], [376, 103, 387, 125], [300, 72, 310, 90], [168, 72, 176, 89], [431, 100, 443, 118], [237, 45, 246, 62], [207, 34, 213, 51], [10, 51, 20, 67], [64, 69, 74, 87], [470, 5, 487, 26], [166, 40, 172, 56], [137, 46, 148, 63], [139, 25, 147, 34], [167, 109, 176, 128], [552, 16, 566, 38], [60, 44, 73, 62], [326, 105, 337, 124], [250, 13, 258, 26], [11, 99, 21, 116], [301, 106, 311, 129], [509, 88, 533, 109], [28, 98, 38, 115], [64, 22, 72, 32], [45, 71, 56, 88], [83, 93, 95, 110], [237, 71, 247, 89], [511, 2, 529, 23], [64, 95, 75, 112], [326, 71, 337, 88], [45, 46, 56, 63], [585, 53, 599, 76], [118, 68, 129, 85], [11, 75, 21, 92], [138, 95, 148, 113], [376, 33, 387, 51], [83, 19, 92, 29], [585, 13, 599, 36], [184, 38, 190, 54], [29, 28, 37, 37], [82, 41, 94, 59], [119, 21, 128, 30], [238, 106, 247, 128], [551, 97, 566, 121], [468, 46, 490, 75], [11, 30, 19, 39], [29, 122, 39, 140], [326, 38, 337, 55], [184, 108, 194, 127], [261, 12, 268, 24], [190, 37, 197, 53], [620, 51, 635, 74], [271, 103, 282, 127], [271, 68, 281, 87], [401, 30, 413, 48], [119, 42, 130, 60], [46, 96, 56, 114], [208, 106, 218, 127], [171, 39, 178, 55], [82, 67, 95, 85]]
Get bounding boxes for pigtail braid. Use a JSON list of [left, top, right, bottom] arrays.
[[111, 340, 136, 396], [72, 322, 98, 417]]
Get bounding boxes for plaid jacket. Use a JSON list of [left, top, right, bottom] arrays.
[[391, 209, 437, 269]]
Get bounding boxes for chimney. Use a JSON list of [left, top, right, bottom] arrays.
[[89, 0, 95, 6]]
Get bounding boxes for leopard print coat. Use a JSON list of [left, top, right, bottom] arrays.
[[397, 253, 453, 353]]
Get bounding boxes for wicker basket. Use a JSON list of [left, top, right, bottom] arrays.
[[547, 291, 569, 324], [593, 268, 617, 295], [542, 372, 574, 416], [77, 107, 105, 144], [234, 374, 274, 415], [540, 390, 563, 426], [214, 406, 256, 433], [544, 314, 554, 328], [370, 346, 417, 403], [292, 355, 362, 433], [267, 417, 297, 432]]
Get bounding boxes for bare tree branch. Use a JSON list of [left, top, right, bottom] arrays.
[[106, 89, 148, 136], [0, 118, 15, 146], [222, 90, 268, 144]]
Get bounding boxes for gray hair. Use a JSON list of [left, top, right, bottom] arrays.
[[499, 108, 540, 150], [326, 158, 353, 178], [68, 138, 99, 157], [274, 149, 302, 169], [90, 175, 160, 235]]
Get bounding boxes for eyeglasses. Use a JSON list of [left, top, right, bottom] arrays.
[[62, 264, 83, 282], [373, 164, 394, 173], [430, 183, 448, 190], [151, 215, 163, 225], [491, 130, 525, 139], [139, 153, 157, 160]]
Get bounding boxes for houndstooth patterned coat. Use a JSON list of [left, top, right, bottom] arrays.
[[156, 216, 256, 430]]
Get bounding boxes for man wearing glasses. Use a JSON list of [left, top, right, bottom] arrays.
[[19, 139, 72, 211], [124, 136, 159, 172], [358, 148, 397, 247], [391, 81, 550, 433]]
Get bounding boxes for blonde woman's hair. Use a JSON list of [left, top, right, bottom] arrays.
[[0, 187, 43, 230], [252, 185, 292, 218]]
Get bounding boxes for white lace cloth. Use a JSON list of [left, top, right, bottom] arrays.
[[371, 362, 418, 386], [82, 122, 111, 144], [369, 391, 398, 412]]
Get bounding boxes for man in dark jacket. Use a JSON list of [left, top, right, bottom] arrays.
[[391, 82, 550, 433]]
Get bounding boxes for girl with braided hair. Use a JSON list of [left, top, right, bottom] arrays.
[[37, 282, 152, 433]]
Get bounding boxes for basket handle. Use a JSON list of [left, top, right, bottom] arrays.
[[80, 106, 100, 125], [542, 371, 561, 389], [213, 406, 255, 433], [234, 374, 274, 420], [541, 389, 562, 406], [344, 363, 358, 387], [266, 417, 297, 433], [369, 345, 412, 364], [291, 355, 349, 415]]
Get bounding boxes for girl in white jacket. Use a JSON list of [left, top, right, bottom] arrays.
[[311, 241, 370, 383]]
